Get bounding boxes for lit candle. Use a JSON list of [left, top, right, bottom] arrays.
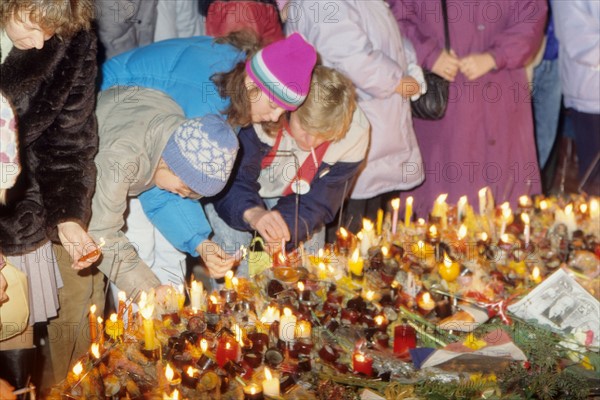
[[555, 204, 577, 238], [540, 199, 549, 212], [374, 314, 387, 331], [393, 321, 416, 355], [590, 198, 599, 221], [224, 270, 234, 290], [164, 363, 181, 386], [352, 352, 373, 376], [457, 195, 467, 222], [518, 195, 532, 210], [376, 208, 384, 236], [360, 219, 375, 255], [336, 227, 351, 253], [499, 202, 512, 237], [90, 343, 101, 360], [68, 361, 84, 385], [478, 187, 487, 215], [176, 284, 185, 311], [531, 266, 542, 284], [207, 294, 221, 314], [97, 316, 104, 345], [391, 198, 400, 234], [404, 196, 413, 227], [89, 304, 98, 343], [243, 383, 264, 400], [279, 307, 297, 342], [295, 320, 312, 339], [297, 281, 310, 302], [139, 292, 156, 350], [163, 388, 180, 400], [182, 366, 199, 389], [431, 193, 448, 229], [262, 368, 280, 397], [348, 248, 364, 278], [438, 253, 460, 283], [216, 336, 240, 368], [105, 313, 124, 341], [416, 291, 435, 315], [190, 280, 203, 311], [521, 213, 530, 247], [117, 291, 126, 320], [260, 305, 281, 325]]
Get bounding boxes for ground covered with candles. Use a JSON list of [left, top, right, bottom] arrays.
[[49, 194, 600, 399]]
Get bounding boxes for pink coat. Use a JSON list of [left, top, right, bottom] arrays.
[[389, 0, 547, 217]]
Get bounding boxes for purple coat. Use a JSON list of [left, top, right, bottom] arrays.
[[389, 0, 546, 217]]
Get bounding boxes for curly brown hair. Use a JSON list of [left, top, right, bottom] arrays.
[[0, 0, 94, 38]]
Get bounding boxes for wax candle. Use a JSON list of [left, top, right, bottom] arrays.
[[393, 321, 416, 355], [117, 291, 126, 320], [139, 292, 156, 350], [89, 304, 98, 343], [431, 193, 448, 229], [105, 313, 124, 341], [182, 366, 199, 389], [555, 204, 577, 238], [518, 195, 532, 210], [416, 291, 435, 315], [262, 368, 280, 397], [590, 199, 599, 221], [457, 196, 467, 222], [336, 227, 351, 253], [163, 389, 180, 400], [478, 187, 487, 215], [295, 320, 312, 339], [360, 219, 375, 255], [216, 336, 240, 368], [207, 294, 221, 314], [531, 266, 542, 284], [90, 343, 101, 359], [68, 361, 83, 386], [164, 363, 181, 386], [376, 208, 384, 236], [499, 203, 512, 237], [243, 383, 264, 400], [352, 352, 373, 376], [521, 213, 531, 247], [405, 196, 413, 227], [224, 270, 234, 290], [438, 253, 460, 283], [97, 316, 104, 345], [348, 248, 364, 278], [391, 198, 400, 234], [190, 280, 203, 311], [260, 305, 281, 325], [279, 307, 297, 342]]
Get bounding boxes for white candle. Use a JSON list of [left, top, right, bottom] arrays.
[[555, 204, 577, 238], [431, 193, 448, 229], [279, 307, 297, 342], [457, 195, 467, 222], [391, 198, 400, 234], [260, 306, 280, 325], [190, 280, 203, 311], [360, 219, 375, 256], [590, 199, 599, 220], [262, 368, 280, 397], [478, 188, 487, 215], [521, 213, 530, 247], [499, 202, 511, 237]]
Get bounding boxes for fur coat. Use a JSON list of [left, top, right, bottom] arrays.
[[0, 30, 98, 255]]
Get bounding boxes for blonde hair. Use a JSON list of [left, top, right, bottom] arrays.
[[0, 0, 94, 38], [293, 66, 356, 142]]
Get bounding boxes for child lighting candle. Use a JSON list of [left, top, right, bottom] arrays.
[[106, 313, 124, 341], [348, 248, 364, 278], [391, 198, 400, 234], [521, 213, 531, 247], [405, 196, 413, 227], [89, 304, 98, 343], [279, 307, 297, 342], [262, 367, 280, 397], [190, 280, 203, 311]]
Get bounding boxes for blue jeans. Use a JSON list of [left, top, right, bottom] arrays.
[[533, 59, 561, 169]]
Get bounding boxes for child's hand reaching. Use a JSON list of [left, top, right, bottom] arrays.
[[197, 240, 236, 278], [57, 221, 100, 269]]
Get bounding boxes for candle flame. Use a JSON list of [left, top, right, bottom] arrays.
[[225, 270, 234, 280], [458, 224, 467, 240], [73, 361, 83, 376], [374, 315, 385, 326], [391, 198, 400, 210], [297, 281, 305, 292], [479, 187, 487, 197], [422, 292, 432, 303], [518, 195, 530, 207], [480, 232, 488, 241], [139, 291, 154, 320], [165, 363, 174, 382], [436, 193, 448, 204], [443, 253, 453, 268], [265, 367, 273, 381], [109, 313, 118, 323], [260, 306, 280, 323], [249, 385, 258, 394], [318, 262, 326, 271], [417, 218, 425, 226], [225, 341, 231, 350], [90, 304, 96, 314], [231, 277, 239, 288], [339, 227, 348, 238], [458, 196, 467, 206], [540, 200, 548, 210], [318, 248, 324, 258], [591, 199, 599, 214], [191, 280, 201, 291], [283, 307, 292, 317], [501, 233, 510, 243], [186, 366, 196, 377], [580, 203, 588, 214], [362, 218, 374, 232], [428, 224, 438, 236], [565, 204, 573, 215], [407, 196, 414, 206], [364, 290, 375, 301], [91, 343, 100, 359], [200, 338, 208, 353], [210, 295, 218, 304], [521, 213, 530, 224], [354, 353, 365, 362], [177, 283, 184, 294], [381, 246, 389, 257], [532, 266, 541, 281], [351, 248, 360, 262], [118, 291, 126, 302], [97, 316, 103, 324]]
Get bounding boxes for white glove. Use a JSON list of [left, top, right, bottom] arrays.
[[407, 63, 427, 101]]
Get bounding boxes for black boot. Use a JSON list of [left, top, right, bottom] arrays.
[[0, 347, 36, 397]]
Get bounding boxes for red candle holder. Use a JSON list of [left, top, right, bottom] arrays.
[[215, 336, 240, 368], [352, 352, 373, 377], [393, 322, 416, 355]]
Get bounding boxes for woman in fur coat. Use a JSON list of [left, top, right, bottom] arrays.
[[0, 0, 99, 391]]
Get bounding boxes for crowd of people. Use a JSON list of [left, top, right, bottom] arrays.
[[0, 0, 598, 396]]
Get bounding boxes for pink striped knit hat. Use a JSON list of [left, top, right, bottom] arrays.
[[246, 33, 317, 111]]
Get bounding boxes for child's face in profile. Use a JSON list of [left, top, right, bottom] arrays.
[[245, 76, 286, 123], [5, 12, 53, 50], [154, 159, 202, 199], [288, 113, 327, 151]]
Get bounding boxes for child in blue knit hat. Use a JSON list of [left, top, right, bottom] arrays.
[[88, 88, 239, 298]]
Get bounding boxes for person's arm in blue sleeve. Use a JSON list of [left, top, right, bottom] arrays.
[[274, 160, 361, 249], [213, 126, 269, 230], [138, 186, 211, 256]]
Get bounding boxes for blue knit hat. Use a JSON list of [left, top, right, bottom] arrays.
[[161, 115, 239, 197]]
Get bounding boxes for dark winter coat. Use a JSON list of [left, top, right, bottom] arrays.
[[0, 30, 99, 255]]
